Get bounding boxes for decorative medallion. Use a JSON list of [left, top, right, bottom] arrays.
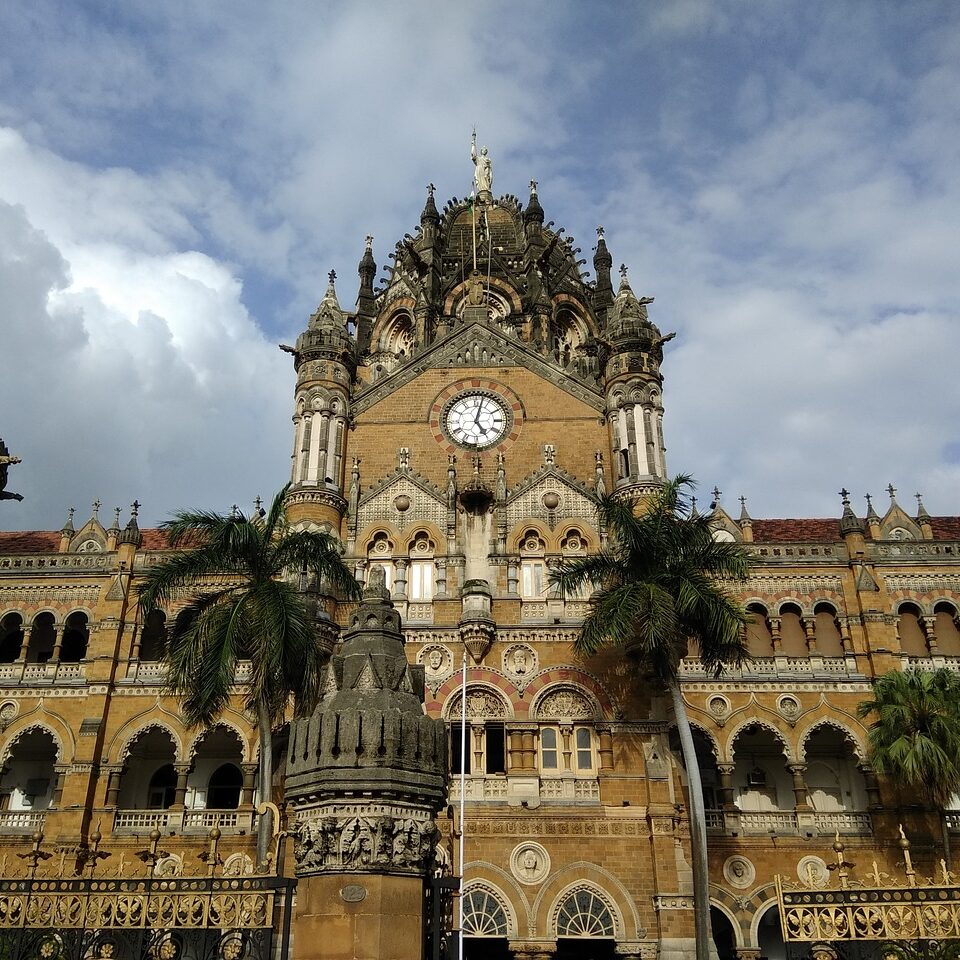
[[777, 694, 802, 725], [341, 884, 367, 903], [707, 695, 731, 726], [510, 841, 551, 885], [0, 700, 17, 724], [502, 643, 537, 686], [797, 855, 829, 888], [448, 689, 509, 721], [723, 855, 755, 889], [417, 644, 454, 689], [535, 687, 594, 721]]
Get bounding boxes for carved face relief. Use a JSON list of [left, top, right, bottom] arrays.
[[723, 855, 755, 889], [502, 643, 537, 682], [417, 644, 452, 685], [510, 841, 550, 885]]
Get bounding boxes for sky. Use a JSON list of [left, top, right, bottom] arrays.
[[1, 0, 958, 531]]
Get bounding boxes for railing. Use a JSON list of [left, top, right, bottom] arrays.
[[813, 811, 872, 835], [704, 809, 725, 832], [738, 810, 800, 834], [449, 777, 508, 801], [876, 541, 960, 559], [448, 776, 600, 802], [0, 810, 47, 832], [747, 543, 840, 561], [540, 778, 601, 801], [126, 661, 253, 683], [0, 554, 109, 571], [115, 808, 255, 834], [679, 656, 858, 679], [0, 662, 87, 684], [406, 603, 434, 624], [903, 656, 960, 675]]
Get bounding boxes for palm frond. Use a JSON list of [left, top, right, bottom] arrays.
[[271, 531, 362, 600]]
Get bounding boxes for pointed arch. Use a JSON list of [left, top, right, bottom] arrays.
[[0, 722, 64, 766], [187, 719, 251, 763], [724, 717, 794, 764], [797, 717, 868, 764], [112, 719, 183, 765]]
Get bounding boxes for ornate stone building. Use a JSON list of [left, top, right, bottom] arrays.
[[2, 167, 960, 960]]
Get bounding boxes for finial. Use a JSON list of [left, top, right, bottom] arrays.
[[712, 486, 722, 503], [529, 179, 538, 195], [739, 495, 746, 508], [887, 483, 897, 501], [130, 500, 140, 518], [839, 488, 850, 506], [864, 493, 872, 509], [364, 235, 373, 251], [427, 183, 435, 197], [328, 269, 337, 285], [230, 504, 238, 517], [112, 506, 121, 527], [92, 499, 101, 519], [68, 507, 75, 522], [253, 496, 263, 516], [690, 495, 698, 515], [597, 225, 605, 240]]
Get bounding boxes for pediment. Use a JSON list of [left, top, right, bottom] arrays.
[[879, 503, 922, 541], [709, 506, 743, 542], [505, 465, 600, 531], [356, 469, 447, 536], [353, 319, 604, 415]]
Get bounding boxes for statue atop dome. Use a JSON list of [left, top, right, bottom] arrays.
[[471, 128, 493, 200]]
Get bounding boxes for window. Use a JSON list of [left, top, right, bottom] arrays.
[[451, 725, 470, 774], [555, 887, 615, 938], [449, 722, 506, 775], [207, 763, 243, 809], [541, 728, 559, 770], [408, 560, 434, 601], [147, 765, 177, 810], [462, 887, 509, 937], [575, 727, 594, 771], [485, 723, 506, 774], [521, 561, 546, 598]]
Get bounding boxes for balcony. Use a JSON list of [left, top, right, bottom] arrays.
[[0, 661, 86, 685], [0, 810, 47, 832], [711, 808, 872, 836], [113, 808, 255, 835], [448, 776, 600, 803], [124, 661, 253, 684], [679, 655, 859, 681], [813, 811, 873, 835]]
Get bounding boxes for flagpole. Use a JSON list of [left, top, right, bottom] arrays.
[[457, 650, 468, 959]]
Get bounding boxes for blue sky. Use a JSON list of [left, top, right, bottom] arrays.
[[1, 1, 958, 529]]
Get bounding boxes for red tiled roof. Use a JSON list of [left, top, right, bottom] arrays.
[[141, 529, 171, 550], [751, 518, 840, 542], [0, 531, 61, 554], [933, 517, 960, 540]]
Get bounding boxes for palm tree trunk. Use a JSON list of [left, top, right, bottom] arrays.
[[256, 700, 274, 868], [669, 680, 713, 960]]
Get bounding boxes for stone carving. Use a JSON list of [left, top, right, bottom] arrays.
[[723, 855, 755, 889], [797, 855, 829, 887], [707, 695, 731, 725], [471, 131, 493, 195], [294, 812, 440, 875], [417, 644, 454, 687], [536, 687, 594, 721], [356, 474, 446, 533], [777, 694, 802, 724], [506, 474, 597, 530], [509, 841, 550, 885], [502, 643, 538, 683], [448, 689, 508, 721], [221, 853, 254, 877]]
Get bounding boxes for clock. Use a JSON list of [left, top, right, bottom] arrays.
[[443, 391, 510, 448]]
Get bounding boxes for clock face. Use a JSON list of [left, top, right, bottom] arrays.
[[444, 392, 509, 448]]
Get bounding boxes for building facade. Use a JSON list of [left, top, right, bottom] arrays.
[[1, 172, 959, 960]]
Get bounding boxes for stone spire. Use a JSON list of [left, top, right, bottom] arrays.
[[355, 237, 377, 353], [838, 488, 865, 537], [118, 500, 143, 547], [864, 493, 881, 539], [592, 225, 614, 317], [916, 493, 934, 540]]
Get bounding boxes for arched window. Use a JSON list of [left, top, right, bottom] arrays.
[[381, 311, 416, 358], [462, 887, 509, 937], [897, 602, 927, 656], [778, 603, 806, 656], [147, 764, 177, 810], [407, 532, 436, 602], [26, 613, 55, 664], [519, 530, 546, 599], [366, 533, 395, 594], [813, 602, 843, 657], [207, 763, 243, 810], [935, 602, 960, 656], [745, 604, 773, 657], [59, 612, 89, 662], [0, 613, 24, 663], [139, 610, 167, 662], [555, 887, 615, 938]]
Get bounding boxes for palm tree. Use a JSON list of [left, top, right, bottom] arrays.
[[137, 486, 361, 865], [857, 668, 960, 864], [551, 476, 750, 960]]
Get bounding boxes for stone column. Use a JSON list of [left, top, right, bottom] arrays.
[[507, 561, 519, 596], [769, 617, 782, 653], [393, 559, 409, 600], [509, 942, 556, 960], [624, 405, 639, 478], [802, 617, 818, 653], [598, 727, 614, 771], [923, 616, 940, 655], [48, 627, 61, 664], [240, 763, 258, 808], [171, 763, 191, 810], [508, 729, 525, 772], [717, 762, 736, 810], [788, 763, 810, 811], [105, 769, 123, 807], [860, 763, 882, 810], [51, 764, 69, 808], [435, 558, 448, 598]]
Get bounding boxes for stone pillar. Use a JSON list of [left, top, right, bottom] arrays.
[[508, 729, 525, 772], [507, 561, 519, 596], [105, 769, 123, 807], [285, 567, 448, 960], [51, 764, 69, 808], [509, 942, 556, 960], [788, 763, 810, 811], [240, 763, 258, 808], [717, 762, 736, 810], [393, 559, 409, 600], [598, 727, 614, 771], [860, 763, 882, 810], [802, 617, 818, 653], [434, 558, 448, 598], [923, 616, 940, 655], [625, 405, 639, 478], [171, 763, 191, 810], [48, 628, 62, 664], [769, 617, 782, 653]]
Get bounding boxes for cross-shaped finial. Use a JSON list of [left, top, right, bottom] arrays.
[[690, 495, 698, 512], [231, 504, 238, 517], [67, 507, 75, 521], [739, 495, 747, 508], [597, 225, 605, 239], [92, 499, 101, 518], [619, 263, 628, 280], [839, 488, 850, 505], [887, 483, 897, 500], [915, 492, 923, 506], [864, 493, 872, 508], [328, 269, 336, 285], [364, 235, 373, 251], [254, 496, 262, 513], [712, 486, 722, 503], [112, 507, 121, 525], [426, 183, 435, 197], [130, 500, 140, 518], [530, 179, 538, 195]]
